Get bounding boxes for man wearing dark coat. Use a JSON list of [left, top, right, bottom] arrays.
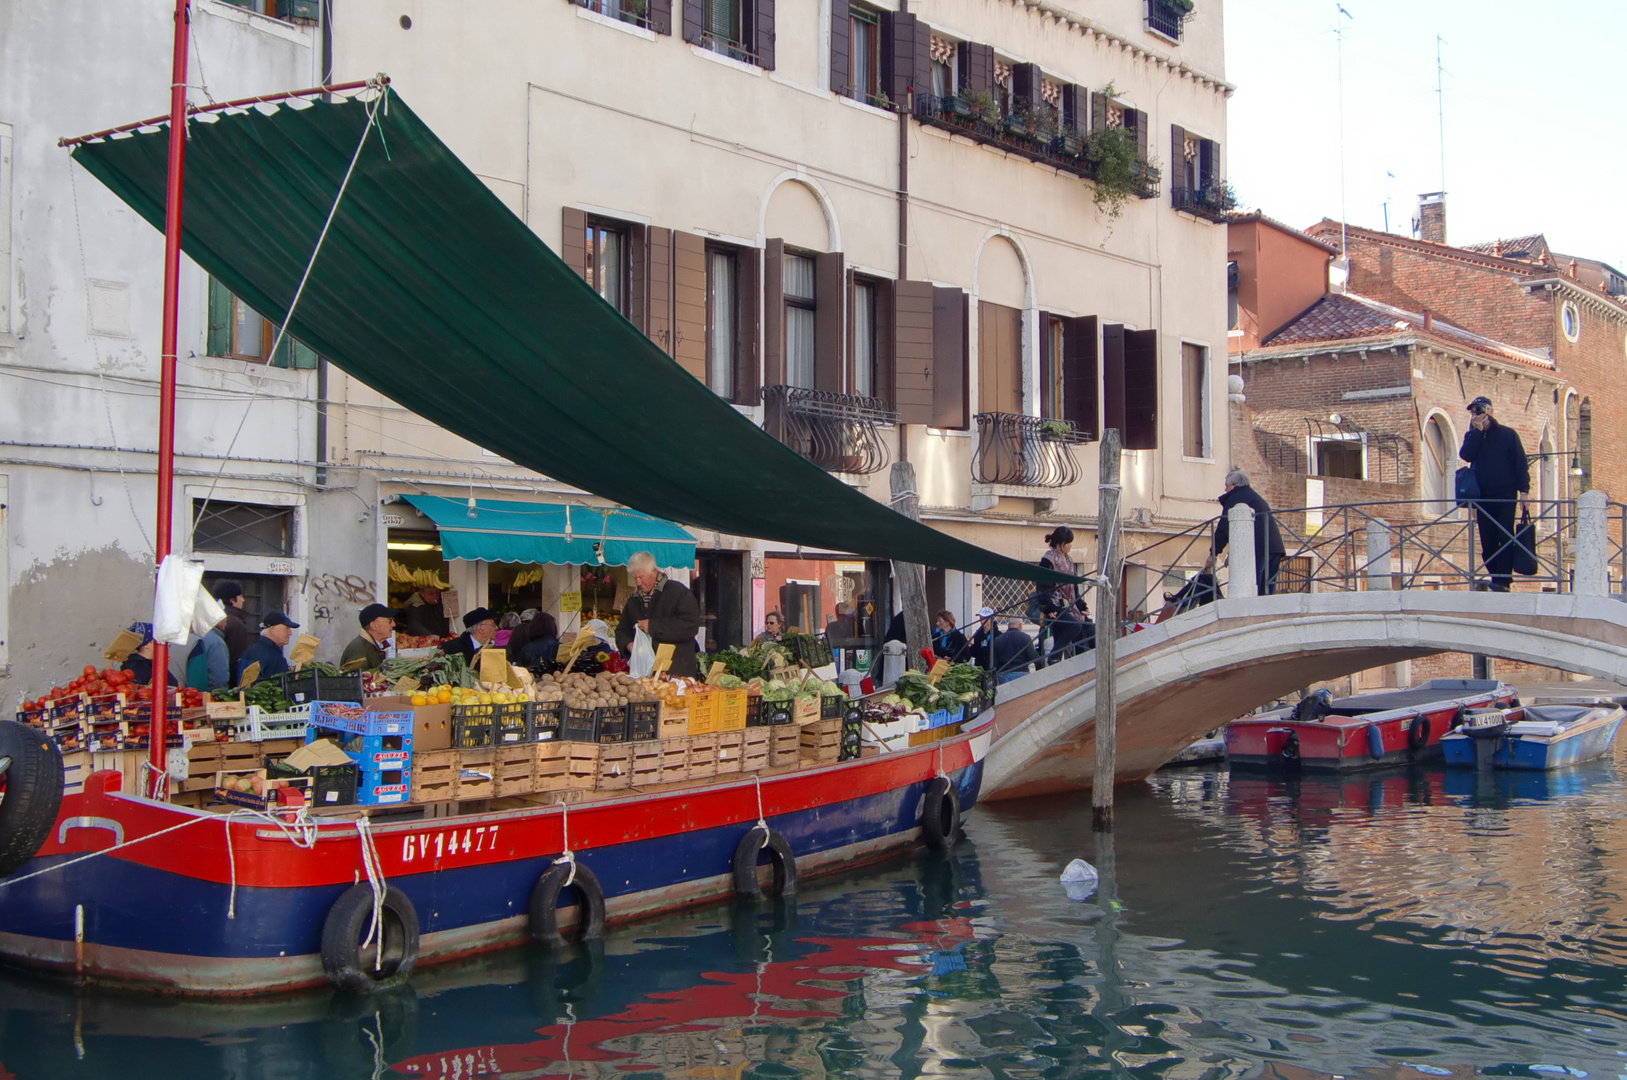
[[616, 551, 703, 677], [1206, 470, 1287, 595], [1459, 395, 1531, 592]]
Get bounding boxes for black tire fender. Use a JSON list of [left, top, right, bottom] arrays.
[[920, 777, 960, 852], [0, 720, 65, 878], [1409, 712, 1433, 752], [732, 826, 797, 899], [320, 883, 420, 994], [529, 860, 605, 949]]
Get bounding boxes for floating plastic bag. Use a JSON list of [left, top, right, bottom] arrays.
[[192, 586, 226, 638], [152, 554, 205, 645], [629, 626, 656, 679], [1060, 858, 1099, 902]]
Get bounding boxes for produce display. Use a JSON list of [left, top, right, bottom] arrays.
[[211, 682, 294, 713], [18, 666, 205, 713], [533, 672, 661, 710]]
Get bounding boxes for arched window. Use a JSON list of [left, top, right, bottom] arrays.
[[1421, 413, 1454, 514]]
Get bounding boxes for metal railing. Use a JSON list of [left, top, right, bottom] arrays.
[[696, 30, 760, 65], [1145, 0, 1190, 39], [568, 0, 656, 29], [762, 385, 897, 475], [1171, 182, 1237, 223], [973, 412, 1088, 488]]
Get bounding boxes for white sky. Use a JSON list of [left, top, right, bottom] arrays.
[[1223, 0, 1627, 272]]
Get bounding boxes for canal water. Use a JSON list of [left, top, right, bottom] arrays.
[[3, 747, 1627, 1079]]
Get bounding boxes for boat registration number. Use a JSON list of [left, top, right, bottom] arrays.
[[400, 826, 502, 864]]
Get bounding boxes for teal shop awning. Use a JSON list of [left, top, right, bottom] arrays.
[[69, 87, 1074, 586], [400, 496, 696, 569]]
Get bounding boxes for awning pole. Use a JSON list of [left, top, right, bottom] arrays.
[[148, 0, 193, 798]]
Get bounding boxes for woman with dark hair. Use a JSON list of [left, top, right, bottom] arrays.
[[931, 610, 968, 661], [519, 611, 561, 667], [1034, 526, 1092, 663]]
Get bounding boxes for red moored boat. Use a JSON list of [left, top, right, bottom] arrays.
[[1224, 679, 1517, 771]]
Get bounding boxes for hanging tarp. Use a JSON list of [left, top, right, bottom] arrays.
[[399, 495, 696, 569], [70, 87, 1073, 585]]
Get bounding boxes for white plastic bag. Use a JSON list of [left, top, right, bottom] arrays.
[[629, 626, 656, 678], [152, 554, 205, 645], [191, 585, 226, 638], [1059, 858, 1099, 902]]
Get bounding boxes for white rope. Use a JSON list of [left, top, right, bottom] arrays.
[[753, 775, 767, 832], [225, 815, 237, 920], [355, 817, 388, 972], [196, 79, 388, 518], [553, 801, 576, 887]]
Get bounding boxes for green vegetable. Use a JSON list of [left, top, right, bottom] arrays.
[[714, 674, 744, 689]]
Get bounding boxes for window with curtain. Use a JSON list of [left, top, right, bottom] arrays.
[[1039, 315, 1064, 419], [850, 7, 880, 102], [784, 253, 817, 389], [853, 279, 877, 397], [706, 0, 743, 47], [585, 219, 629, 318], [206, 276, 317, 368], [706, 247, 738, 400]]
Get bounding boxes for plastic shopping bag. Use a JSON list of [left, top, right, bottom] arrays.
[[152, 554, 204, 645], [629, 626, 656, 679], [191, 586, 226, 638]]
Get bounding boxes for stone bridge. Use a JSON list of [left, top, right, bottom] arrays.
[[981, 491, 1627, 801]]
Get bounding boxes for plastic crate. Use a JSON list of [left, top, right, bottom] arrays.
[[820, 694, 847, 721], [687, 690, 718, 735], [311, 702, 412, 737], [716, 689, 748, 732], [594, 705, 630, 744], [324, 731, 413, 769], [627, 701, 660, 742], [494, 702, 531, 745], [246, 704, 311, 741], [530, 701, 562, 742], [270, 759, 357, 807], [764, 700, 795, 726], [451, 709, 495, 749], [355, 766, 409, 806], [561, 707, 598, 742], [792, 636, 834, 668], [281, 669, 364, 705], [744, 696, 765, 727]]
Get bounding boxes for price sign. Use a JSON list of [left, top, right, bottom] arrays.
[[560, 591, 583, 613]]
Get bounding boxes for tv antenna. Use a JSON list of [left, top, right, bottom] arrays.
[[1334, 3, 1354, 254], [1435, 35, 1449, 195]]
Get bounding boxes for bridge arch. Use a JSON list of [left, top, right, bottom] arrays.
[[984, 591, 1627, 800]]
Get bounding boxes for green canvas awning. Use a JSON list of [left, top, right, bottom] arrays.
[[70, 87, 1074, 585], [399, 495, 696, 569]]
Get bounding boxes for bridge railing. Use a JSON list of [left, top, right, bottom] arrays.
[[1116, 496, 1624, 634]]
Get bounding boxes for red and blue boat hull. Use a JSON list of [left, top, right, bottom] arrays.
[[0, 725, 989, 995]]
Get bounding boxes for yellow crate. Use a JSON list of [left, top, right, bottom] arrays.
[[687, 690, 719, 735], [716, 688, 747, 732]]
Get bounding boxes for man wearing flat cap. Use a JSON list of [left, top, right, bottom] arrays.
[[236, 611, 300, 685], [439, 607, 499, 666], [1459, 395, 1530, 592], [341, 603, 400, 671]]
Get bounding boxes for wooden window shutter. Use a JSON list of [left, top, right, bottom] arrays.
[[1101, 321, 1126, 441], [959, 42, 993, 94], [876, 279, 896, 408], [754, 0, 776, 70], [763, 238, 785, 387], [1060, 84, 1084, 132], [682, 0, 703, 44], [1061, 315, 1098, 439], [976, 301, 1021, 417], [561, 207, 589, 281], [1011, 63, 1040, 113], [1170, 124, 1186, 194], [735, 247, 761, 402], [1122, 328, 1159, 450], [912, 20, 933, 105], [672, 231, 708, 381], [831, 0, 850, 94], [883, 12, 918, 106], [628, 224, 649, 334], [814, 251, 845, 392], [207, 277, 232, 356], [648, 227, 675, 355], [272, 335, 319, 371], [892, 280, 934, 423], [1132, 108, 1149, 159], [647, 0, 672, 34], [1199, 138, 1218, 189], [932, 288, 969, 429], [1090, 91, 1107, 132]]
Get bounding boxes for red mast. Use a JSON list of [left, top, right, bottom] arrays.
[[148, 0, 192, 798]]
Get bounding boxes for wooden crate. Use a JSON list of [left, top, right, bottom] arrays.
[[537, 741, 599, 791], [597, 744, 633, 791], [659, 738, 689, 783], [629, 741, 665, 787], [768, 727, 801, 767], [658, 711, 689, 741], [493, 744, 536, 796], [219, 741, 264, 773], [799, 718, 842, 763], [740, 729, 771, 773], [411, 749, 460, 803], [455, 770, 494, 801], [687, 733, 719, 779], [715, 731, 745, 774]]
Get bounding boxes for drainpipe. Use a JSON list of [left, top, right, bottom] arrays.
[[314, 0, 335, 486], [896, 0, 911, 464]]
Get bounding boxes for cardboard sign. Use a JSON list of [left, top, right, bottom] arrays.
[[441, 588, 461, 621], [706, 660, 726, 685], [239, 662, 262, 689], [289, 633, 320, 669], [340, 656, 370, 672], [561, 628, 599, 672], [479, 646, 510, 686], [927, 659, 950, 684], [102, 629, 144, 663], [652, 643, 675, 677], [559, 591, 583, 613], [393, 676, 420, 696]]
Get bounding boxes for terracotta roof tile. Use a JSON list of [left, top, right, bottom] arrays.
[[1258, 292, 1553, 371], [1462, 234, 1550, 261]]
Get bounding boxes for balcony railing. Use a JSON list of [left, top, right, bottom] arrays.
[[1146, 0, 1191, 40], [762, 386, 897, 475], [697, 30, 760, 65], [567, 0, 656, 30], [914, 96, 1161, 199], [973, 413, 1088, 489], [1172, 182, 1237, 223]]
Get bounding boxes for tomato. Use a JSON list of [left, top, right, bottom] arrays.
[[82, 665, 96, 677]]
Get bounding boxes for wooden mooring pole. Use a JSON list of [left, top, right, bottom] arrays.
[[890, 461, 932, 673], [1092, 429, 1123, 832]]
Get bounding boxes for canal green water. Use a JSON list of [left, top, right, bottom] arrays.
[[3, 748, 1626, 1079]]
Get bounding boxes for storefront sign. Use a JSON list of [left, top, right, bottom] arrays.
[[380, 513, 406, 527]]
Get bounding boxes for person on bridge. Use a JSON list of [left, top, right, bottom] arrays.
[[1459, 396, 1531, 592], [1205, 471, 1286, 595], [1032, 527, 1092, 664]]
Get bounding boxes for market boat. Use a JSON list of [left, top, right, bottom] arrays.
[[0, 4, 1072, 997], [1440, 701, 1625, 771], [1223, 679, 1518, 771]]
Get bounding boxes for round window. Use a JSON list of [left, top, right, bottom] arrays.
[[1561, 300, 1580, 343]]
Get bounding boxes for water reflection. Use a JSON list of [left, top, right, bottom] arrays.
[[2, 744, 1625, 1079]]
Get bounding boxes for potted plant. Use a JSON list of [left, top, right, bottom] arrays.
[[1054, 125, 1084, 158], [964, 89, 1001, 127], [947, 95, 974, 120], [1039, 419, 1074, 441]]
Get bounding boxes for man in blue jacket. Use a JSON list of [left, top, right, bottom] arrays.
[[1459, 396, 1530, 592], [236, 611, 300, 685]]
